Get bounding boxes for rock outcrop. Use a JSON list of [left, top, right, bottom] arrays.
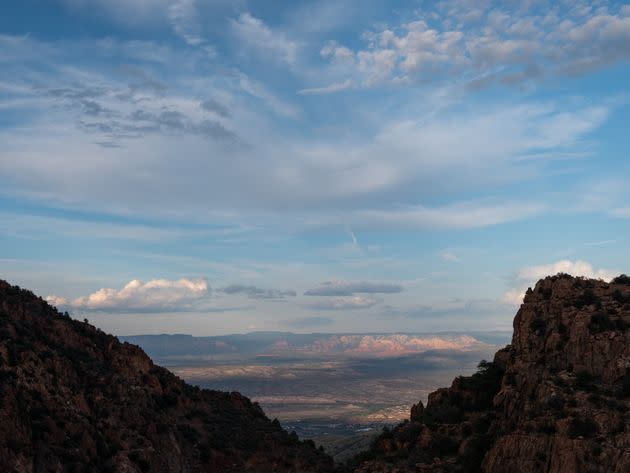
[[0, 280, 333, 472], [345, 274, 630, 473]]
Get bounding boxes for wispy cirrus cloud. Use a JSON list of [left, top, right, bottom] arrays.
[[304, 280, 403, 296], [304, 295, 380, 311], [298, 79, 353, 95], [0, 31, 612, 227], [221, 284, 297, 299], [230, 12, 300, 66]]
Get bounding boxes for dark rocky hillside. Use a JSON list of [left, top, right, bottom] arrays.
[[0, 280, 333, 473], [344, 274, 630, 473]]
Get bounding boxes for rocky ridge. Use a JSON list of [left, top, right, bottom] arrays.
[[346, 274, 630, 473], [0, 280, 333, 472]]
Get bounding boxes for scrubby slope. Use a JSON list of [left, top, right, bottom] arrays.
[[0, 280, 333, 473]]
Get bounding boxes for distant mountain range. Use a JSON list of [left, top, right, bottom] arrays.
[[121, 331, 511, 362]]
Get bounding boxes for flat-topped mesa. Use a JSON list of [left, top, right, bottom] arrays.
[[348, 274, 630, 473]]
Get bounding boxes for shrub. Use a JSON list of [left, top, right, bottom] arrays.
[[574, 289, 601, 309], [575, 371, 598, 392], [589, 312, 615, 333], [128, 451, 150, 472], [423, 405, 463, 425], [539, 287, 552, 300], [394, 422, 423, 443], [199, 442, 213, 463], [460, 434, 492, 473], [546, 396, 565, 413], [177, 424, 199, 443], [537, 420, 556, 434], [586, 394, 602, 406], [558, 323, 568, 336], [612, 289, 630, 304], [529, 318, 546, 333], [456, 360, 504, 410], [590, 442, 603, 457], [431, 433, 459, 456], [568, 417, 598, 439], [612, 274, 630, 285]]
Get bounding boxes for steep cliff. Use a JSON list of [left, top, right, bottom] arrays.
[[0, 280, 333, 473], [347, 274, 630, 473]]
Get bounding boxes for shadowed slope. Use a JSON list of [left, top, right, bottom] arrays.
[[0, 280, 333, 473]]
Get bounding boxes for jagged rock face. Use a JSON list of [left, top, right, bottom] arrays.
[[0, 281, 333, 473], [347, 275, 630, 473]]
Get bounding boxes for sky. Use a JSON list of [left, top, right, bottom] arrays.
[[1, 0, 630, 336]]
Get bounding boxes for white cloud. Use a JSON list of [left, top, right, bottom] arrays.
[[237, 73, 300, 118], [0, 35, 615, 233], [345, 201, 543, 230], [503, 260, 617, 305], [49, 278, 210, 312], [314, 3, 630, 90], [166, 0, 218, 58], [304, 280, 403, 296], [440, 251, 460, 262], [298, 79, 353, 95], [45, 294, 69, 307], [230, 12, 299, 66], [502, 288, 528, 306], [610, 207, 630, 218], [305, 295, 379, 310], [221, 284, 296, 299]]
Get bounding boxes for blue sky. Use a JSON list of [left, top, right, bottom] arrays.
[[1, 0, 629, 335]]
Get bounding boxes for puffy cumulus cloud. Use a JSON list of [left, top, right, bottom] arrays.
[[503, 260, 617, 305], [221, 284, 296, 299], [304, 281, 403, 296], [304, 295, 379, 310], [48, 278, 209, 312], [502, 288, 528, 306], [516, 260, 617, 283], [313, 2, 630, 90], [45, 295, 69, 308]]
